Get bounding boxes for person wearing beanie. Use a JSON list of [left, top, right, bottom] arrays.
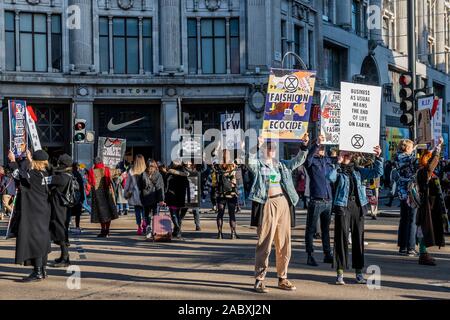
[[7, 149, 52, 282], [48, 154, 75, 267], [416, 138, 448, 266]]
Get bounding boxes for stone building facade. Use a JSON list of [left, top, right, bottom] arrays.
[[0, 0, 449, 165]]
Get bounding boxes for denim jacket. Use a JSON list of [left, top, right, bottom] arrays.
[[327, 158, 384, 207], [247, 147, 308, 206]]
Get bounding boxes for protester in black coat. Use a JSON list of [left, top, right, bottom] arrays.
[[70, 162, 85, 230], [8, 149, 51, 282], [49, 154, 74, 267], [165, 161, 189, 238]]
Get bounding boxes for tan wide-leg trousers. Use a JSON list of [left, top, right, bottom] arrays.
[[255, 195, 291, 280]]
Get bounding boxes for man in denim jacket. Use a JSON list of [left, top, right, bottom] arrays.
[[327, 146, 384, 285]]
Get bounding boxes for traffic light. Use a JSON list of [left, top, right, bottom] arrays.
[[399, 73, 414, 126], [74, 119, 86, 143]]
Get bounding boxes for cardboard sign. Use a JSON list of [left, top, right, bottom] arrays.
[[320, 91, 341, 145], [8, 100, 28, 158], [417, 109, 433, 145], [220, 113, 241, 150], [262, 69, 316, 141], [98, 137, 126, 168], [339, 82, 381, 154], [25, 106, 42, 152]]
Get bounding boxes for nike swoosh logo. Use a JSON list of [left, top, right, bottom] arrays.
[[107, 117, 145, 131]]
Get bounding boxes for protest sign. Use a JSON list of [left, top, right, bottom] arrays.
[[25, 106, 42, 152], [235, 167, 246, 207], [262, 69, 316, 141], [417, 108, 433, 145], [98, 137, 126, 168], [8, 100, 28, 158], [320, 91, 341, 145], [417, 95, 434, 111], [339, 82, 381, 154], [384, 127, 410, 161], [185, 172, 201, 208], [220, 112, 241, 150], [180, 134, 203, 162], [432, 98, 443, 146]]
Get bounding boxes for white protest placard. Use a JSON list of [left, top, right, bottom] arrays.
[[417, 95, 434, 111], [339, 82, 381, 154], [25, 108, 42, 152], [320, 91, 341, 145], [220, 112, 241, 150]]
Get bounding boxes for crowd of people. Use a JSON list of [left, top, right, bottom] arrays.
[[0, 133, 448, 292]]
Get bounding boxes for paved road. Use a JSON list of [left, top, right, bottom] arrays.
[[0, 209, 449, 300]]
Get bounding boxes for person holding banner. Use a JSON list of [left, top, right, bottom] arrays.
[[88, 157, 119, 238], [327, 146, 383, 285], [7, 149, 52, 282], [304, 135, 334, 267], [249, 134, 309, 293], [180, 162, 203, 232], [416, 138, 448, 266]]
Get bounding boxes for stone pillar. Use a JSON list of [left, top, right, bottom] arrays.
[[417, 0, 427, 64], [159, 0, 181, 72], [246, 0, 270, 71], [72, 100, 94, 167], [435, 0, 446, 71], [15, 11, 20, 71], [47, 13, 52, 72], [272, 0, 282, 68], [0, 106, 3, 166], [336, 0, 351, 30], [69, 0, 93, 72], [396, 0, 407, 54], [314, 0, 324, 84], [160, 99, 179, 164]]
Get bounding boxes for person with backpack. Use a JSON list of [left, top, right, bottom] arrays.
[[69, 162, 85, 234], [139, 159, 165, 237], [395, 139, 419, 256], [215, 151, 239, 240], [416, 138, 448, 265], [165, 160, 190, 238], [7, 149, 52, 282], [124, 154, 147, 235], [49, 154, 76, 267], [180, 161, 203, 232], [327, 147, 383, 285]]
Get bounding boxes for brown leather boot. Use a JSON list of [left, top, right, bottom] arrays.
[[419, 253, 436, 266]]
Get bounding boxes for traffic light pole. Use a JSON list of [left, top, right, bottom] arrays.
[[407, 0, 417, 141]]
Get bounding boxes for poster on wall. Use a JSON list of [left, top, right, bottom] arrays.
[[384, 127, 410, 161], [220, 112, 242, 150], [8, 100, 28, 158], [319, 91, 341, 145], [97, 137, 127, 169], [339, 82, 381, 154], [262, 69, 316, 141]]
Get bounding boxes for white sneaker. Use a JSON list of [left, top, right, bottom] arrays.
[[145, 226, 152, 239]]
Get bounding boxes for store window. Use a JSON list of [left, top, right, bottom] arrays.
[[99, 17, 153, 74], [5, 11, 15, 71], [351, 0, 361, 35], [281, 20, 288, 57], [323, 43, 345, 89], [187, 18, 240, 74], [51, 15, 62, 71]]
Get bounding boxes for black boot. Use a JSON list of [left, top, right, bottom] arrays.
[[323, 253, 334, 264], [217, 218, 224, 239], [42, 267, 48, 279], [22, 267, 44, 282], [230, 221, 240, 239], [307, 254, 319, 267]]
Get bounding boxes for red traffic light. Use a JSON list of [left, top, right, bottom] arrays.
[[399, 74, 412, 86], [75, 122, 86, 130]]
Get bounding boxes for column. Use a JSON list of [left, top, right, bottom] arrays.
[[68, 0, 93, 72], [47, 13, 52, 72], [369, 0, 383, 43], [226, 17, 231, 74], [72, 100, 94, 167], [314, 0, 324, 83], [159, 0, 181, 72], [417, 0, 427, 63], [108, 16, 113, 74], [196, 17, 201, 74], [0, 105, 4, 166], [139, 17, 144, 74], [160, 99, 179, 164], [15, 10, 20, 72], [396, 0, 407, 54], [272, 0, 282, 68], [436, 0, 446, 71], [246, 0, 270, 71], [336, 0, 351, 30]]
